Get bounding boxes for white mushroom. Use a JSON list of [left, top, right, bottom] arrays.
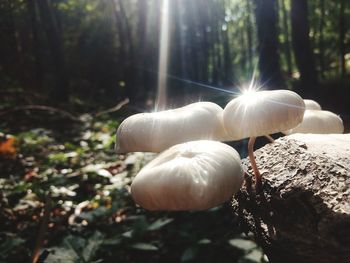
[[304, 99, 322, 110], [131, 140, 244, 211], [284, 110, 344, 135], [223, 89, 305, 189], [115, 102, 227, 153]]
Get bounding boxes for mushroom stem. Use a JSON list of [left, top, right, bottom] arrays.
[[264, 134, 275, 143], [248, 136, 262, 191]]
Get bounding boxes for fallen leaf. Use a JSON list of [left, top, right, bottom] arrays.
[[0, 137, 16, 157]]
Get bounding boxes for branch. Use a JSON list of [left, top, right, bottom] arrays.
[[0, 105, 81, 121], [94, 98, 129, 117]]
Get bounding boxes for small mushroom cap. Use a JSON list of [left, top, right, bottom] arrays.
[[304, 99, 322, 110], [223, 90, 305, 140], [116, 102, 227, 153], [284, 110, 344, 135], [131, 140, 244, 211]]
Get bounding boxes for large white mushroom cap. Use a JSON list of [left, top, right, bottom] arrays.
[[223, 89, 305, 140], [284, 110, 344, 134], [116, 102, 227, 153], [304, 99, 322, 110], [131, 140, 243, 211]]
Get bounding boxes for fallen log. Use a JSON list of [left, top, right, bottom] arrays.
[[234, 134, 350, 263]]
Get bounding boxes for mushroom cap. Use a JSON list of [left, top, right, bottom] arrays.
[[304, 99, 322, 110], [223, 89, 305, 140], [116, 102, 227, 153], [131, 140, 243, 211], [284, 110, 344, 135]]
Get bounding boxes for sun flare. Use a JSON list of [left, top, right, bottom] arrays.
[[239, 86, 260, 106]]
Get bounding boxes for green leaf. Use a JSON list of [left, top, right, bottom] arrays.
[[228, 238, 256, 251], [181, 247, 198, 262], [198, 238, 211, 245], [82, 231, 105, 262], [130, 243, 158, 251], [147, 218, 173, 231], [45, 247, 79, 263], [122, 230, 133, 238], [102, 237, 122, 246], [0, 234, 25, 257], [239, 249, 264, 263]]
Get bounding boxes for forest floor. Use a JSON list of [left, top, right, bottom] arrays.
[[0, 107, 267, 263]]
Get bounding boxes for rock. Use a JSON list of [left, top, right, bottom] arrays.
[[234, 133, 350, 263]]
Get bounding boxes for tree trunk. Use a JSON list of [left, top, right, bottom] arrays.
[[1, 0, 22, 80], [291, 0, 318, 97], [27, 0, 43, 91], [339, 0, 346, 80], [199, 2, 209, 83], [37, 0, 69, 102], [318, 0, 325, 79], [253, 0, 284, 89], [245, 0, 253, 73], [135, 0, 149, 101], [110, 0, 135, 102], [281, 0, 292, 77], [223, 27, 232, 85], [234, 134, 350, 263]]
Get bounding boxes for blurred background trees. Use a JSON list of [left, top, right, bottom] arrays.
[[0, 0, 349, 110]]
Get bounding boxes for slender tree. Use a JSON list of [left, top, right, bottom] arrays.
[[135, 0, 149, 100], [37, 0, 69, 102], [253, 0, 284, 89], [339, 0, 346, 79], [281, 0, 292, 76], [291, 0, 318, 96], [245, 0, 253, 73], [318, 0, 325, 79], [110, 0, 136, 101], [27, 0, 43, 91], [1, 0, 22, 81]]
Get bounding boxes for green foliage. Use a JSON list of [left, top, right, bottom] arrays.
[[0, 114, 265, 263]]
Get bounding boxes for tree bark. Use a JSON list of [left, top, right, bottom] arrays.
[[37, 0, 69, 103], [253, 0, 284, 89], [291, 0, 318, 97], [234, 134, 350, 263]]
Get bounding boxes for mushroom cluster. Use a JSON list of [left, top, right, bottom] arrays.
[[285, 99, 344, 135], [115, 90, 344, 211]]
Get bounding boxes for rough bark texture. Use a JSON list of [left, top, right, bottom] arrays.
[[234, 134, 350, 263]]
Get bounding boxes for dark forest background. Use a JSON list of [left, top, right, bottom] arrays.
[[1, 0, 349, 111], [0, 1, 349, 262]]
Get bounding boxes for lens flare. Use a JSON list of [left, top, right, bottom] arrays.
[[240, 87, 260, 106]]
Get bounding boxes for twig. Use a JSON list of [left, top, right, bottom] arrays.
[[31, 195, 52, 263], [0, 105, 81, 121], [95, 98, 129, 117]]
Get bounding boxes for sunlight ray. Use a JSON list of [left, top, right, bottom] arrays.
[[156, 0, 170, 111]]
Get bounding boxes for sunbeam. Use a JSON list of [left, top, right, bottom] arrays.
[[156, 0, 170, 111]]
